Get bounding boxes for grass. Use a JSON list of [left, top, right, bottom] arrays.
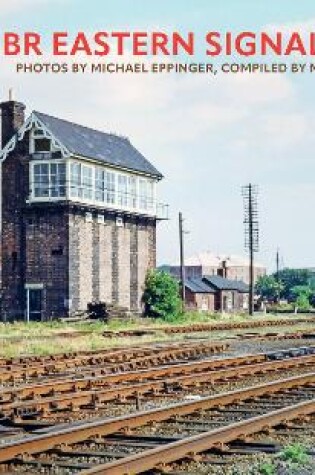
[[253, 445, 312, 475], [0, 312, 313, 358], [258, 462, 276, 475], [279, 444, 310, 465]]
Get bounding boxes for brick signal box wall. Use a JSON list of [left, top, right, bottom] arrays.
[[0, 101, 157, 321]]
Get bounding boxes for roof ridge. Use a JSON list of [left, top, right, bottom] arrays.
[[32, 110, 163, 178], [33, 110, 128, 142]]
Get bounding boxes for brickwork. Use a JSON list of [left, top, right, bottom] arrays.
[[92, 220, 100, 301], [0, 101, 159, 321], [185, 289, 215, 312], [68, 212, 80, 311], [117, 222, 131, 308], [1, 148, 29, 320], [24, 209, 69, 319], [111, 223, 119, 304], [99, 219, 113, 304], [137, 225, 149, 312], [130, 221, 138, 310], [0, 101, 26, 148], [70, 214, 94, 310], [170, 263, 266, 285], [66, 212, 156, 316]]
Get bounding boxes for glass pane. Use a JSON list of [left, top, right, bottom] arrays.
[[118, 175, 128, 207], [70, 163, 81, 198], [129, 176, 137, 208], [95, 168, 105, 202], [82, 166, 93, 200], [139, 179, 147, 210], [147, 181, 154, 211], [105, 172, 115, 204], [33, 163, 49, 197], [50, 163, 66, 197]]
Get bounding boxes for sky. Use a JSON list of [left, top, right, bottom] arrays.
[[1, 0, 315, 271]]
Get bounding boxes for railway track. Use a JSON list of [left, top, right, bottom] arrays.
[[1, 330, 313, 387], [0, 349, 314, 421], [0, 373, 313, 474], [0, 340, 228, 385], [0, 340, 228, 366], [102, 317, 315, 337]]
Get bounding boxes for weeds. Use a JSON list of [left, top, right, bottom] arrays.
[[279, 444, 309, 465], [258, 463, 276, 475], [0, 312, 312, 358]]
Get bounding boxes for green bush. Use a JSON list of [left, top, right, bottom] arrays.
[[296, 293, 310, 310], [258, 463, 276, 475], [280, 444, 309, 465], [142, 270, 181, 320]]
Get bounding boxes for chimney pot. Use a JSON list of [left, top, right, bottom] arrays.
[[0, 99, 26, 149]]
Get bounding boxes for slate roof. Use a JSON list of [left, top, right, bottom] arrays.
[[33, 111, 163, 178], [184, 277, 216, 294], [203, 275, 249, 293]]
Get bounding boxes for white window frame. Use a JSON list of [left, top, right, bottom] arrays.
[[30, 159, 67, 201], [30, 129, 52, 155], [29, 156, 158, 217]]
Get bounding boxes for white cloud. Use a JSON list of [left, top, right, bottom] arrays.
[[266, 18, 315, 35], [0, 0, 68, 15], [0, 50, 310, 266]]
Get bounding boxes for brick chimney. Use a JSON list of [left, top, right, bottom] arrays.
[[0, 96, 26, 149]]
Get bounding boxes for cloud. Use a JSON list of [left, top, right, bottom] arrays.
[[0, 0, 68, 16], [1, 52, 293, 147], [1, 49, 311, 266], [266, 18, 315, 35]]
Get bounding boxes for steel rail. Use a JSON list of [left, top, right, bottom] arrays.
[[0, 372, 313, 463], [3, 353, 315, 417], [103, 319, 315, 337], [0, 352, 266, 402], [0, 329, 312, 384], [0, 340, 226, 368], [81, 398, 315, 474], [0, 341, 227, 383]]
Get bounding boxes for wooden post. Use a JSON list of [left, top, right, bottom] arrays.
[[179, 212, 186, 313]]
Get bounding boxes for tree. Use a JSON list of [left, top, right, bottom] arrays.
[[142, 270, 181, 319], [290, 285, 312, 310], [274, 268, 311, 299], [256, 275, 283, 301]]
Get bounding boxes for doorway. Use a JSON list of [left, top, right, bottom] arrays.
[[26, 288, 43, 321]]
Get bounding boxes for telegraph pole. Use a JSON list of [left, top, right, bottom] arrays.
[[242, 184, 259, 316], [276, 248, 280, 281], [248, 184, 254, 316], [275, 248, 280, 303], [179, 212, 186, 313]]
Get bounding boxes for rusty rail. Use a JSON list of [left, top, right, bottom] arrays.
[[0, 352, 264, 401], [103, 318, 315, 337], [0, 341, 228, 383], [0, 340, 228, 368], [0, 372, 313, 464], [2, 353, 314, 418], [82, 399, 315, 474]]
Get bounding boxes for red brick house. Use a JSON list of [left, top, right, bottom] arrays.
[[0, 99, 167, 321], [170, 252, 266, 285], [184, 275, 249, 312], [185, 278, 216, 312]]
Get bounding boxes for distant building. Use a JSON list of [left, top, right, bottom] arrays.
[[184, 275, 249, 313], [169, 251, 266, 285]]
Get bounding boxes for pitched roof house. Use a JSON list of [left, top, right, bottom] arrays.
[[0, 99, 167, 321], [184, 276, 249, 313]]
